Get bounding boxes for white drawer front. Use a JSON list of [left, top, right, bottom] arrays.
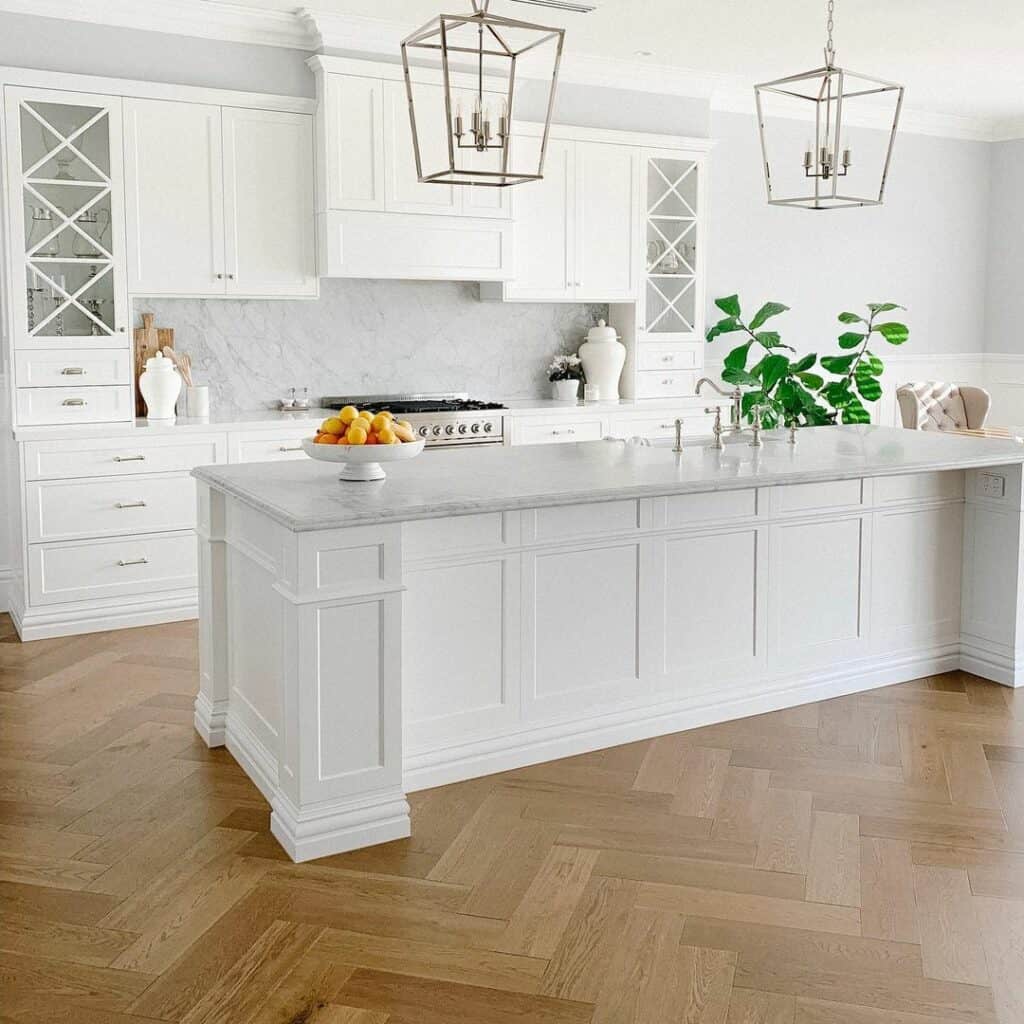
[[515, 418, 604, 445], [17, 386, 132, 426], [637, 346, 699, 372], [24, 435, 225, 480], [29, 532, 198, 606], [15, 349, 132, 388], [610, 412, 716, 440], [231, 430, 314, 463], [636, 371, 695, 399], [26, 473, 196, 543]]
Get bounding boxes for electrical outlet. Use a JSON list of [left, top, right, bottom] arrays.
[[979, 472, 1006, 499]]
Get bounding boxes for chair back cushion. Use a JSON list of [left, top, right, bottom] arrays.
[[897, 382, 969, 431]]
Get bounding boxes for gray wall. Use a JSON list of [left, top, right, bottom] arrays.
[[984, 139, 1024, 354], [0, 11, 314, 96], [135, 283, 604, 412], [705, 111, 993, 358]]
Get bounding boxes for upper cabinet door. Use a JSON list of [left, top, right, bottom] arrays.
[[383, 80, 459, 216], [222, 107, 317, 298], [324, 74, 385, 211], [575, 142, 638, 302], [505, 138, 575, 301], [123, 99, 225, 296]]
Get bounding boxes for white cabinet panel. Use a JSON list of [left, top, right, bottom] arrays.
[[24, 434, 225, 480], [17, 385, 131, 425], [505, 138, 574, 301], [635, 370, 695, 399], [123, 99, 225, 295], [513, 415, 602, 446], [15, 348, 130, 388], [223, 107, 317, 297], [637, 345, 699, 371], [575, 142, 637, 300], [325, 74, 384, 211], [230, 428, 313, 464]]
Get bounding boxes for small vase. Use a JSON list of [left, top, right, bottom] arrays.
[[139, 352, 182, 422], [552, 379, 580, 402]]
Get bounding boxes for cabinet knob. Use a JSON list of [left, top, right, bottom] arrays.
[[215, 273, 224, 280], [227, 273, 235, 280]]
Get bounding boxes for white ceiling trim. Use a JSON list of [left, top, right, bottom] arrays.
[[1, 0, 1020, 143]]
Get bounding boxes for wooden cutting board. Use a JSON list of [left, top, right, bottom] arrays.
[[133, 313, 174, 417]]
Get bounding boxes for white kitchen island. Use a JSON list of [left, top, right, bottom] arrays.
[[193, 426, 1024, 861]]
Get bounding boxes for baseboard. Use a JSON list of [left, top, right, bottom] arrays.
[[401, 644, 962, 792], [15, 594, 197, 641]]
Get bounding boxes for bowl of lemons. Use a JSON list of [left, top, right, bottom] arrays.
[[303, 406, 426, 481]]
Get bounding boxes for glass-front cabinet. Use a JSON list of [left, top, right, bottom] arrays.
[[5, 87, 128, 349], [641, 151, 703, 342]]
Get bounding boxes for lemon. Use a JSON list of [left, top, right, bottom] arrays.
[[320, 417, 344, 436], [378, 425, 397, 445], [371, 412, 392, 433], [347, 423, 368, 445], [339, 405, 359, 424]]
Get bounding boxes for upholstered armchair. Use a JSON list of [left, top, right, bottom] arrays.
[[896, 382, 992, 431]]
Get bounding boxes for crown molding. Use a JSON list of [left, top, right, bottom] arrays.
[[1, 0, 1021, 143]]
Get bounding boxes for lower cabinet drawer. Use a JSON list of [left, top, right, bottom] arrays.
[[231, 429, 315, 463], [515, 418, 604, 445], [15, 349, 132, 388], [16, 385, 133, 426], [610, 411, 717, 439], [637, 345, 699, 372], [636, 371, 695, 399], [24, 434, 225, 481], [28, 531, 198, 606], [26, 473, 196, 543]]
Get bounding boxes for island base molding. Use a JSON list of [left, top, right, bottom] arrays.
[[194, 463, 1024, 862]]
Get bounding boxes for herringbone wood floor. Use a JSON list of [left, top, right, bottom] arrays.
[[2, 615, 1024, 1023]]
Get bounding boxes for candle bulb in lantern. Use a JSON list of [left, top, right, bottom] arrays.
[[842, 147, 852, 169], [803, 147, 813, 170], [498, 98, 508, 140], [454, 98, 464, 139]]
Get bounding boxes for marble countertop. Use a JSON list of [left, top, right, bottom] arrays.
[[192, 425, 1024, 532], [11, 396, 713, 441]]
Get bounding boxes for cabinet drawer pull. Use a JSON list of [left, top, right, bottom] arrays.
[[113, 455, 146, 462], [60, 367, 86, 375], [115, 500, 147, 509], [661, 378, 674, 385], [660, 423, 676, 429], [661, 355, 674, 363], [117, 557, 148, 567], [61, 397, 86, 406], [278, 445, 303, 452], [551, 428, 576, 436]]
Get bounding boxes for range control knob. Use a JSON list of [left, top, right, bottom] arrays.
[[417, 425, 430, 438], [444, 424, 456, 436], [470, 422, 481, 433], [483, 421, 494, 433], [431, 424, 443, 437], [457, 423, 468, 434]]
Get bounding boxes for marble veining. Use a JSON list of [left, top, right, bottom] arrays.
[[134, 280, 606, 413], [193, 425, 1024, 532]]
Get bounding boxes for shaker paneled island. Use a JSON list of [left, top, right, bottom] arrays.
[[192, 426, 1024, 861]]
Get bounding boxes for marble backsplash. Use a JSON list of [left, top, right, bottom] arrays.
[[135, 280, 606, 414]]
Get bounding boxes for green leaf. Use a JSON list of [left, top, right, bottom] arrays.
[[721, 366, 760, 387], [791, 353, 817, 373], [821, 354, 857, 374], [749, 301, 789, 331], [867, 302, 905, 314], [863, 351, 884, 376], [706, 316, 742, 343], [838, 311, 866, 324], [741, 390, 766, 417], [822, 379, 853, 407], [854, 363, 883, 402], [755, 330, 782, 348], [838, 331, 866, 350], [760, 353, 791, 392], [723, 342, 752, 372], [715, 294, 741, 317], [841, 395, 872, 424], [874, 321, 909, 345], [796, 371, 824, 389]]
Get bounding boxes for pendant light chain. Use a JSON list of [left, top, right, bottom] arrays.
[[824, 0, 836, 67]]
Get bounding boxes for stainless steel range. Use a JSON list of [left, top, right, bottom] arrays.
[[319, 393, 506, 448]]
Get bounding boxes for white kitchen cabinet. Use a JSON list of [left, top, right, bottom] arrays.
[[122, 101, 316, 299], [500, 129, 639, 303], [123, 99, 225, 296], [223, 107, 317, 297], [324, 74, 385, 212]]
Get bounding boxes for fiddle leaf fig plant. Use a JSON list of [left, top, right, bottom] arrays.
[[706, 296, 909, 427]]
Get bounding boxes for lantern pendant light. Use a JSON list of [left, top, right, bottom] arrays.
[[401, 0, 594, 188], [754, 0, 904, 209]]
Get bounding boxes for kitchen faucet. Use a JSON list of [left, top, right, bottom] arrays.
[[696, 378, 743, 432]]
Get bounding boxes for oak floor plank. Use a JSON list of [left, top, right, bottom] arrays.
[[755, 789, 813, 875], [913, 865, 989, 986], [246, 950, 356, 1024], [973, 893, 1024, 1024], [727, 989, 796, 1024], [861, 837, 919, 943], [942, 740, 1001, 809], [670, 746, 732, 818], [806, 812, 861, 907], [711, 767, 771, 844]]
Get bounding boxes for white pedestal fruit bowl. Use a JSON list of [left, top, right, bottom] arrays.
[[301, 437, 426, 481]]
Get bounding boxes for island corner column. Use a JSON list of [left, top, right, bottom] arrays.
[[193, 479, 411, 862], [961, 463, 1024, 688]]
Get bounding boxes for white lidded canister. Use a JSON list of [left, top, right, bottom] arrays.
[[138, 351, 182, 422], [578, 319, 626, 401]]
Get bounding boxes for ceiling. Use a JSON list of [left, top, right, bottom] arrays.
[[239, 0, 1024, 127]]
